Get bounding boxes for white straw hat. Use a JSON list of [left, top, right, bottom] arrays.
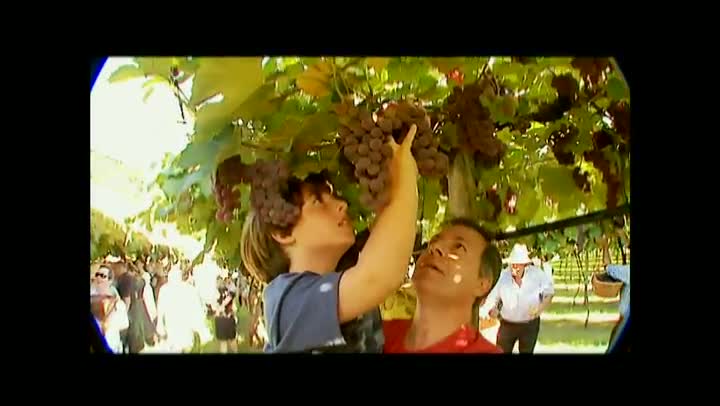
[[507, 244, 532, 265]]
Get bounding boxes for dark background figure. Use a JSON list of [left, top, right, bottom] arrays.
[[214, 277, 238, 353]]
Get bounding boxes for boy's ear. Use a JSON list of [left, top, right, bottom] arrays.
[[271, 231, 295, 246]]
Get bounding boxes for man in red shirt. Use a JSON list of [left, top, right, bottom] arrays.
[[384, 218, 504, 353]]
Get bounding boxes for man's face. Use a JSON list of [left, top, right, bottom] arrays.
[[511, 263, 527, 277], [412, 225, 491, 303]]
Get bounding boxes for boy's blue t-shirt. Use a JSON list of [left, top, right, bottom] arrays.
[[263, 271, 384, 353]]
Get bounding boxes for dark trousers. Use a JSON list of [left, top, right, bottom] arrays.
[[497, 318, 541, 354]]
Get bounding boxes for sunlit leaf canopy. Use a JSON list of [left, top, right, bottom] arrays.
[[110, 56, 630, 273]]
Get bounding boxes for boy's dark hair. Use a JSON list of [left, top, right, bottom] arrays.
[[443, 217, 503, 329], [240, 172, 341, 284]]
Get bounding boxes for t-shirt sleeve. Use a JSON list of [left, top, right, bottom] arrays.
[[607, 264, 630, 285], [264, 272, 347, 353]]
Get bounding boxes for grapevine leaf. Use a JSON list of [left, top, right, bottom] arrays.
[[422, 178, 441, 220], [108, 64, 145, 83], [177, 128, 232, 170], [366, 57, 390, 71], [607, 77, 629, 101], [142, 87, 155, 103], [238, 183, 251, 213], [295, 62, 333, 98], [429, 57, 466, 74], [387, 58, 429, 83], [189, 57, 263, 108], [292, 112, 339, 150], [235, 83, 282, 122], [538, 166, 577, 199], [258, 117, 302, 152], [134, 57, 176, 77], [516, 189, 540, 223]]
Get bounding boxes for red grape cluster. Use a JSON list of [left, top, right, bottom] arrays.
[[571, 57, 611, 87], [532, 75, 577, 123], [608, 101, 630, 144], [214, 156, 248, 223], [214, 181, 240, 223], [572, 167, 591, 193], [381, 102, 449, 177], [583, 132, 622, 209], [334, 101, 449, 211], [214, 157, 301, 228], [444, 83, 506, 168], [335, 102, 394, 210], [485, 189, 502, 221], [548, 125, 578, 165], [246, 160, 300, 228]]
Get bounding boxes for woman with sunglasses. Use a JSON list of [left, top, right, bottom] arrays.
[[91, 266, 120, 297]]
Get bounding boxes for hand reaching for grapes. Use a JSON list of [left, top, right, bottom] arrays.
[[387, 124, 419, 198]]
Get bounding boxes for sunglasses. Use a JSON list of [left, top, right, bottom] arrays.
[[95, 272, 109, 279]]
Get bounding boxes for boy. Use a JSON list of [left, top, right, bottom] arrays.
[[240, 125, 419, 353]]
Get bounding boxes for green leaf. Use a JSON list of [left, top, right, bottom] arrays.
[[516, 189, 540, 223], [108, 65, 145, 83], [568, 107, 596, 154], [439, 123, 458, 149], [495, 127, 515, 144], [422, 178, 441, 220], [200, 175, 213, 198], [563, 227, 578, 241], [429, 57, 466, 74], [606, 77, 629, 101], [134, 57, 176, 77], [366, 57, 390, 71], [262, 57, 279, 79], [538, 166, 577, 199], [178, 128, 232, 170], [194, 102, 237, 143], [235, 83, 282, 122], [142, 87, 155, 103], [517, 97, 531, 116], [189, 57, 263, 107], [162, 171, 207, 199], [238, 183, 251, 213], [387, 58, 429, 83], [292, 112, 339, 150], [216, 127, 256, 166], [258, 117, 302, 152]]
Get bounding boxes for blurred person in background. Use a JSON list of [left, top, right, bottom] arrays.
[[91, 265, 120, 297], [213, 277, 238, 353], [479, 244, 554, 354], [91, 283, 129, 353], [156, 266, 212, 352], [600, 228, 630, 346]]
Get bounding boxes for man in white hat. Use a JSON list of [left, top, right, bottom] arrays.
[[478, 243, 554, 353]]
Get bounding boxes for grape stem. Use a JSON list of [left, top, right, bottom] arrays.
[[331, 58, 344, 99]]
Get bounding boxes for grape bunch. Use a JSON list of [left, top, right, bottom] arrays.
[[583, 133, 622, 209], [608, 101, 630, 144], [214, 157, 301, 228], [334, 102, 394, 210], [548, 125, 578, 165], [484, 189, 502, 221], [532, 74, 578, 123], [214, 156, 249, 223], [444, 82, 506, 168], [334, 101, 449, 211], [380, 101, 449, 177], [246, 160, 300, 228], [571, 57, 611, 87], [572, 167, 591, 193], [214, 181, 241, 223]]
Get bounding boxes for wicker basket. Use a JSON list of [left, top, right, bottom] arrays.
[[592, 272, 623, 298]]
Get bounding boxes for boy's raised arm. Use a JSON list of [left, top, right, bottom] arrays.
[[338, 125, 419, 323]]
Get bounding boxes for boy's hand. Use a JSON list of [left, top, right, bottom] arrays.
[[387, 124, 419, 194]]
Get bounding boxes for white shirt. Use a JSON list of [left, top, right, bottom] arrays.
[[479, 266, 555, 323], [96, 299, 129, 353]]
